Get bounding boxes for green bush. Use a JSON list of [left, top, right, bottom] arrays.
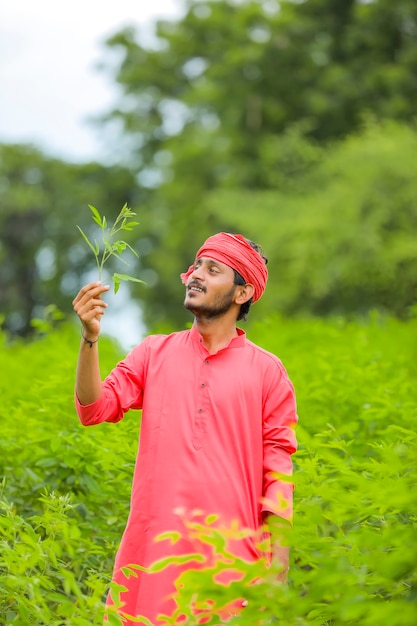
[[0, 323, 138, 624], [206, 120, 417, 321], [1, 313, 416, 624]]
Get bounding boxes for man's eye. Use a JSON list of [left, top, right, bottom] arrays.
[[209, 267, 219, 273]]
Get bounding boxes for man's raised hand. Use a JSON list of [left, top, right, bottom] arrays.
[[72, 282, 110, 341]]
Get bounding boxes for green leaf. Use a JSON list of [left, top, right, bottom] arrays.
[[155, 530, 182, 544], [112, 242, 127, 254], [78, 203, 142, 296], [121, 241, 139, 258], [113, 275, 121, 294], [76, 226, 98, 258], [120, 613, 153, 625], [120, 566, 138, 579], [88, 204, 103, 227], [124, 563, 148, 573], [148, 553, 205, 572], [105, 613, 125, 626], [120, 203, 136, 218], [113, 273, 146, 285], [122, 221, 140, 231]]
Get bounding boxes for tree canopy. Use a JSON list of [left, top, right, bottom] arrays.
[[98, 0, 417, 328], [103, 0, 417, 171], [1, 0, 416, 335]]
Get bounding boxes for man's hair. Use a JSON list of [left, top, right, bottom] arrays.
[[233, 239, 268, 321]]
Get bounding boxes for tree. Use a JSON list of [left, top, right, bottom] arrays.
[[101, 0, 417, 171], [205, 120, 417, 320], [5, 1, 416, 333], [95, 0, 417, 328], [0, 144, 141, 336]]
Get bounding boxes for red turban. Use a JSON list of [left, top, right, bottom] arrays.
[[180, 232, 268, 303]]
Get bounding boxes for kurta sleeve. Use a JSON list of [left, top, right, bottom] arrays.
[[261, 363, 298, 521], [75, 339, 149, 426]]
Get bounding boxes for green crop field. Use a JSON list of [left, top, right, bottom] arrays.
[[1, 314, 416, 625]]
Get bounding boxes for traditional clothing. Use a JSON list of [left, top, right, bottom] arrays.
[[76, 326, 297, 624]]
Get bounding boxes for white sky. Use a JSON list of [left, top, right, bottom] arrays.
[[0, 0, 183, 163]]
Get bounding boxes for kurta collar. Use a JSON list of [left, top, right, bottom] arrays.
[[189, 324, 246, 351]]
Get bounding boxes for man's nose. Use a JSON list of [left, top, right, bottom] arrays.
[[190, 265, 204, 280]]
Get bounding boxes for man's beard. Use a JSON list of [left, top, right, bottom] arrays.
[[184, 286, 236, 320]]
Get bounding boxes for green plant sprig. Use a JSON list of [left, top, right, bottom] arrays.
[[77, 203, 145, 293]]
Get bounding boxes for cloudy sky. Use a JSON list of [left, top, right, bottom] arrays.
[[0, 0, 183, 163]]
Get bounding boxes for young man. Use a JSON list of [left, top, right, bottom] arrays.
[[73, 232, 298, 624]]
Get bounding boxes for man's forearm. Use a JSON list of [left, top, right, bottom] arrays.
[[75, 339, 103, 405], [265, 512, 291, 582]]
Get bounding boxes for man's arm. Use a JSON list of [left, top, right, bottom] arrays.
[[261, 366, 298, 580], [241, 512, 290, 609], [265, 512, 291, 583], [72, 281, 110, 405]]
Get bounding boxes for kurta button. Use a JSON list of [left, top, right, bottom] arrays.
[[201, 383, 205, 387], [205, 360, 209, 364], [198, 408, 203, 413]]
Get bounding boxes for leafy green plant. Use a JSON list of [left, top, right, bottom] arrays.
[[76, 203, 144, 293], [1, 314, 416, 625], [0, 487, 108, 625]]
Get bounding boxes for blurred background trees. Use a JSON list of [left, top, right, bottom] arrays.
[[0, 144, 141, 335], [1, 0, 416, 336]]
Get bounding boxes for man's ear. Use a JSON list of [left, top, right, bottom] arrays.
[[235, 283, 255, 305]]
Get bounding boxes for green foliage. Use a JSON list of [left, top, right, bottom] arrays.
[[102, 0, 417, 161], [0, 143, 142, 336], [94, 0, 417, 328], [0, 323, 139, 624], [0, 488, 106, 625], [3, 1, 417, 333], [1, 314, 416, 624], [76, 203, 144, 293], [1, 3, 417, 616], [129, 120, 417, 328], [256, 313, 417, 624], [206, 120, 417, 321]]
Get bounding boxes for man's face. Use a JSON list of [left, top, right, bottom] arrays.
[[183, 257, 238, 319]]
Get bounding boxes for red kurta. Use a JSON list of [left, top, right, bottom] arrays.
[[76, 326, 297, 624]]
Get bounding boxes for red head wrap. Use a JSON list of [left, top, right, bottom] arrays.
[[180, 232, 268, 303]]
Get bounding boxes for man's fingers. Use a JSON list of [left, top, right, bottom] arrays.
[[73, 284, 109, 312], [72, 283, 110, 338], [74, 298, 107, 318], [73, 282, 109, 306]]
